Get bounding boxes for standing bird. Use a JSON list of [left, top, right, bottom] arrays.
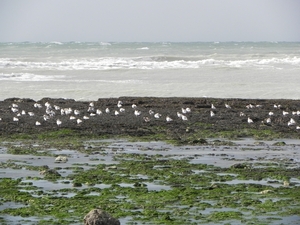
[[247, 117, 253, 124], [56, 119, 62, 126]]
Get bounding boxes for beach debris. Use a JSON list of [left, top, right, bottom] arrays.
[[55, 155, 68, 163]]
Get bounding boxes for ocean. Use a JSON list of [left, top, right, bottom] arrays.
[[0, 42, 300, 101]]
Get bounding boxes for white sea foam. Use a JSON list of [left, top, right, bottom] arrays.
[[0, 56, 299, 71], [0, 73, 65, 82]]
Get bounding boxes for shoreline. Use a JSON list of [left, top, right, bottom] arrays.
[[1, 96, 300, 140]]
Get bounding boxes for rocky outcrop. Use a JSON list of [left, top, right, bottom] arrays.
[[83, 208, 120, 225]]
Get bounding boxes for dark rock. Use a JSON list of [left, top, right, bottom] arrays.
[[83, 208, 120, 225]]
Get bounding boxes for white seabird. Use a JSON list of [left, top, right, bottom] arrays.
[[74, 109, 80, 115], [114, 110, 119, 116], [35, 121, 41, 126], [28, 112, 35, 117], [143, 117, 150, 122], [134, 110, 141, 116], [288, 118, 296, 126], [96, 109, 102, 115], [77, 118, 82, 124], [154, 113, 161, 119], [166, 116, 173, 122], [282, 111, 289, 116], [132, 104, 137, 109], [56, 119, 62, 126], [13, 117, 19, 122], [211, 104, 216, 109], [117, 101, 123, 108], [247, 117, 253, 124], [181, 115, 188, 121], [210, 111, 215, 117], [225, 104, 231, 109], [105, 108, 110, 114], [149, 110, 154, 115]]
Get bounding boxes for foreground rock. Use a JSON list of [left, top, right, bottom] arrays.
[[83, 208, 120, 225]]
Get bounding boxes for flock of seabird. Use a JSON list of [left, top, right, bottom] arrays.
[[0, 100, 300, 130]]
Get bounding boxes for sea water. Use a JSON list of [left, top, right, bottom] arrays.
[[0, 42, 300, 101]]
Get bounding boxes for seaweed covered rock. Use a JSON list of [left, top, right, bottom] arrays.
[[83, 208, 120, 225]]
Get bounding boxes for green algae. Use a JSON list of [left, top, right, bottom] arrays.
[[1, 138, 300, 224]]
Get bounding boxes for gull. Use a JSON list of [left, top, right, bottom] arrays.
[[87, 106, 94, 112], [35, 121, 41, 126], [181, 108, 187, 114], [297, 111, 300, 116], [89, 102, 94, 107], [292, 111, 297, 115], [54, 105, 60, 110], [34, 103, 42, 108], [132, 104, 137, 109], [12, 103, 18, 108], [246, 104, 255, 109], [256, 105, 263, 108], [43, 115, 50, 121], [210, 111, 215, 117], [83, 116, 89, 120], [74, 109, 80, 115], [143, 117, 150, 122], [21, 110, 26, 115], [70, 116, 76, 120], [13, 117, 19, 122], [166, 116, 173, 122], [114, 110, 119, 116], [154, 113, 161, 119], [117, 100, 123, 108], [61, 109, 65, 115], [28, 112, 35, 117], [96, 109, 102, 115], [46, 107, 55, 116], [186, 107, 191, 113], [239, 112, 245, 117], [16, 113, 21, 117], [181, 115, 188, 121], [288, 118, 296, 126], [134, 110, 141, 116], [90, 113, 96, 117], [149, 109, 154, 115], [269, 112, 274, 116], [296, 126, 300, 130], [247, 117, 253, 124], [266, 118, 271, 124], [11, 107, 18, 113], [225, 104, 231, 109], [282, 111, 289, 116], [56, 119, 62, 126], [119, 108, 125, 113], [77, 118, 82, 124], [105, 108, 110, 114], [45, 102, 51, 108], [274, 104, 281, 109], [177, 112, 182, 118], [65, 108, 72, 115], [211, 104, 216, 109]]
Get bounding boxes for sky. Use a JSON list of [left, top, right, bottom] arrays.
[[0, 0, 300, 42]]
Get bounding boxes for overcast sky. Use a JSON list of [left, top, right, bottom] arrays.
[[1, 0, 299, 42]]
